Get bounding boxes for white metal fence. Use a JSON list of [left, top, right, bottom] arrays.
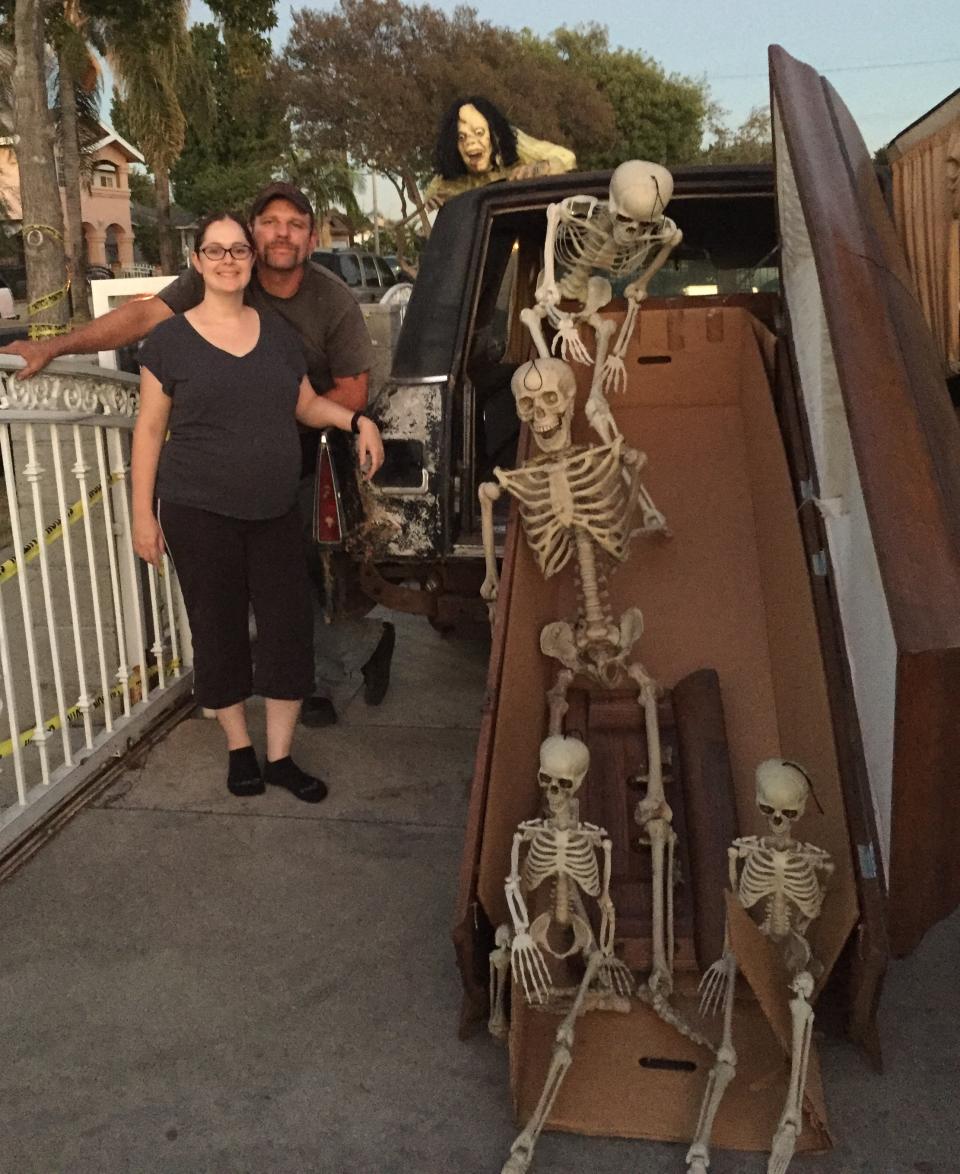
[[0, 357, 194, 855]]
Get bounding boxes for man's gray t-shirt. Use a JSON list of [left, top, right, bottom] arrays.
[[139, 309, 307, 520], [156, 262, 373, 394]]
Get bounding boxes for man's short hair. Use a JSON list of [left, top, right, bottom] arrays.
[[249, 182, 315, 228]]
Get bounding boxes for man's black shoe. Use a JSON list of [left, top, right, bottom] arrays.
[[362, 621, 395, 705], [300, 696, 337, 728]]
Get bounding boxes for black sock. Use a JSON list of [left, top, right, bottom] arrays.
[[263, 756, 328, 802], [228, 745, 261, 784]]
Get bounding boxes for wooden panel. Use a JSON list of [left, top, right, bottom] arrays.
[[771, 45, 960, 954]]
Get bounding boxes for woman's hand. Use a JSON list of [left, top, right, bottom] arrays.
[[357, 416, 384, 481], [133, 511, 165, 566]]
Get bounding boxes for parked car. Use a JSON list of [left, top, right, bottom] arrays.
[[310, 248, 398, 303]]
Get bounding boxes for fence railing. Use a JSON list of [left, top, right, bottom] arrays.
[[0, 356, 194, 855]]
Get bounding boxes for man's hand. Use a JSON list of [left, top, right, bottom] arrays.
[[0, 338, 62, 380], [356, 417, 384, 481]]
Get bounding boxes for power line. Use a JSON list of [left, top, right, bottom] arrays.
[[712, 55, 960, 81]]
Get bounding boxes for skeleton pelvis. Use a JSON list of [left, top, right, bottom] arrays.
[[530, 910, 594, 958]]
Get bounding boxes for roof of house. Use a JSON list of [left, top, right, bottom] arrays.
[[89, 125, 145, 164], [888, 87, 960, 160]]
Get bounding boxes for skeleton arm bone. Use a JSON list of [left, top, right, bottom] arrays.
[[479, 480, 503, 611], [606, 226, 683, 379], [584, 318, 620, 443], [505, 828, 552, 1004], [598, 836, 616, 953]]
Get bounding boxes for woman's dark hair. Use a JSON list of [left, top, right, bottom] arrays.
[[193, 211, 255, 253], [433, 96, 519, 180]]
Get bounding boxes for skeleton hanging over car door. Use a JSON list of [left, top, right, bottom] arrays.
[[520, 160, 684, 394]]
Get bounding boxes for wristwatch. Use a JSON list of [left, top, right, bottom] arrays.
[[350, 410, 369, 434]]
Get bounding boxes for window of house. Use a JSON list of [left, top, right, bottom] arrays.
[[94, 162, 119, 190]]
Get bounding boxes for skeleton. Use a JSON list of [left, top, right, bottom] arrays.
[[521, 160, 683, 395], [478, 356, 687, 1031], [687, 760, 834, 1174], [490, 735, 633, 1174]]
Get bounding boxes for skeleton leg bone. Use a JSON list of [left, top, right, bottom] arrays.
[[686, 950, 739, 1173], [489, 924, 513, 1041], [768, 972, 815, 1174], [501, 950, 604, 1174], [546, 669, 574, 736], [634, 683, 675, 995]]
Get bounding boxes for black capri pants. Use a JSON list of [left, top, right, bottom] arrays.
[[158, 501, 314, 709]]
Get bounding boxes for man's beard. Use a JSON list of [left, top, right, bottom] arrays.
[[259, 244, 304, 272]]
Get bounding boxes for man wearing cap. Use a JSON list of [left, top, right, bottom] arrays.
[[0, 181, 395, 723]]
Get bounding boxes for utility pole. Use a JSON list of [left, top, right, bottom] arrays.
[[370, 169, 380, 255]]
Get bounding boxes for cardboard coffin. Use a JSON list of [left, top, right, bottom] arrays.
[[460, 303, 857, 1150]]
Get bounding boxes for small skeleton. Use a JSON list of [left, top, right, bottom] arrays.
[[490, 735, 632, 1174], [521, 160, 683, 394], [687, 760, 834, 1174]]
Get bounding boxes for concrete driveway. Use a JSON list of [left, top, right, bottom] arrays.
[[0, 611, 957, 1173]]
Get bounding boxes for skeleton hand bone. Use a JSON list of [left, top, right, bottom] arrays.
[[510, 931, 552, 1004], [698, 950, 735, 1019], [551, 317, 593, 365], [600, 354, 628, 396], [596, 951, 635, 998]]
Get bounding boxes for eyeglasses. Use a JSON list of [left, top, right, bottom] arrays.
[[198, 244, 253, 261]]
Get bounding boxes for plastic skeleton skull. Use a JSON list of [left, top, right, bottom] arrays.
[[607, 160, 675, 246], [512, 358, 577, 454], [538, 734, 590, 816], [755, 758, 811, 837]]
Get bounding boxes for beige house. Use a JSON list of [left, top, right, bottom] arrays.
[[0, 123, 144, 272]]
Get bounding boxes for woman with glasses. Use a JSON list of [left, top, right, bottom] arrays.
[[130, 211, 384, 803]]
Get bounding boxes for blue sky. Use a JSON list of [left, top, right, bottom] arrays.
[[189, 0, 960, 215]]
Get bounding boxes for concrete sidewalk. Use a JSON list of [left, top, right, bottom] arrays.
[[0, 612, 957, 1173]]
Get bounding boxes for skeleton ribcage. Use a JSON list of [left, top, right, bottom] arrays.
[[737, 845, 826, 927], [522, 828, 602, 898], [496, 443, 636, 579], [555, 202, 679, 289]]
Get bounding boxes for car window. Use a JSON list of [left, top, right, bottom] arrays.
[[338, 254, 362, 286], [360, 254, 379, 285], [374, 257, 396, 287]]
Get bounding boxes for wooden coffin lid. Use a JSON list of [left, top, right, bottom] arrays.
[[770, 45, 960, 954]]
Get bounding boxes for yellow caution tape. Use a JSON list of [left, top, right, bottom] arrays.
[[0, 473, 123, 587], [22, 223, 71, 339], [0, 657, 182, 760]]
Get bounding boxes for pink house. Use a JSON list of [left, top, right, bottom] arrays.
[[0, 123, 144, 272]]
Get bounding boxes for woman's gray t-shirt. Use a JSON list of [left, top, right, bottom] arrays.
[[138, 309, 307, 520]]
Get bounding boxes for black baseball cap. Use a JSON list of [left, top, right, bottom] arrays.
[[249, 182, 315, 225]]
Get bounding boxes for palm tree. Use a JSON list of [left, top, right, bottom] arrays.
[[282, 138, 362, 246], [106, 1, 190, 274]]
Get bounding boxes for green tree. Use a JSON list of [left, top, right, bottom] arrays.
[[548, 24, 709, 168], [281, 129, 361, 237], [280, 0, 613, 229], [169, 1, 286, 217], [702, 105, 772, 165]]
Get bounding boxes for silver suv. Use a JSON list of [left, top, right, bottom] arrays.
[[311, 248, 398, 303]]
